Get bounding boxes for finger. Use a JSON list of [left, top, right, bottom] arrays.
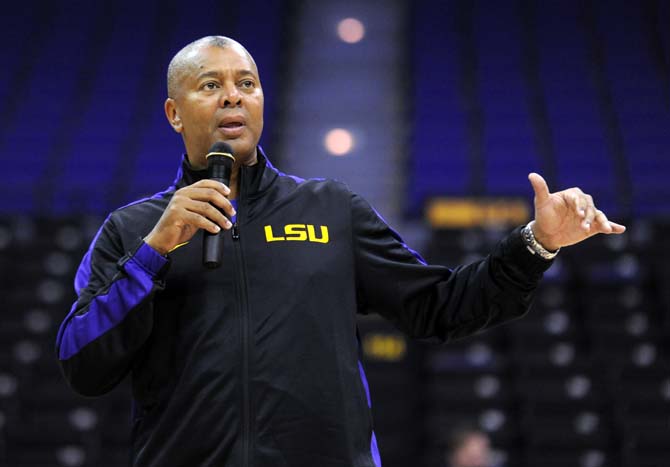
[[582, 195, 596, 231], [608, 222, 627, 234], [191, 179, 231, 197], [528, 173, 551, 204], [186, 188, 237, 217], [593, 210, 612, 233], [568, 191, 586, 218], [183, 210, 224, 234], [185, 199, 233, 230]]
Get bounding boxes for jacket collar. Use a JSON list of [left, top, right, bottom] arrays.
[[172, 145, 279, 199]]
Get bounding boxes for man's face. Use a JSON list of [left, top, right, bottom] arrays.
[[165, 44, 264, 168]]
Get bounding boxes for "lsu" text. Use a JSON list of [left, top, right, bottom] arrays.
[[264, 224, 329, 243]]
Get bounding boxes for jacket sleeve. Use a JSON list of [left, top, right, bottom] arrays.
[[55, 214, 169, 396], [351, 193, 552, 342]]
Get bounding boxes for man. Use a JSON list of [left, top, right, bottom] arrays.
[[55, 36, 625, 467]]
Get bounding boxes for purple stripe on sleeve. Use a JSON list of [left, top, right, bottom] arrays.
[[370, 206, 427, 266], [74, 249, 93, 296], [358, 361, 382, 467], [370, 432, 381, 467], [133, 241, 169, 274], [57, 243, 166, 361], [73, 215, 112, 295], [57, 244, 97, 348], [358, 360, 373, 407]]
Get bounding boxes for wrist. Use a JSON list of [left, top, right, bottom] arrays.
[[522, 221, 560, 260], [143, 234, 170, 256], [529, 221, 561, 252]]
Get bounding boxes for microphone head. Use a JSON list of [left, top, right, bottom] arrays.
[[206, 142, 235, 168]]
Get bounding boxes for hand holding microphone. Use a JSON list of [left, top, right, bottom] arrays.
[[143, 142, 236, 261]]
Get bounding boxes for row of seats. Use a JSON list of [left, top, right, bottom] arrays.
[[0, 0, 284, 215], [410, 0, 670, 218]]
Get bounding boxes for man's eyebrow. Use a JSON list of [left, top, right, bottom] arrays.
[[196, 70, 221, 80], [195, 69, 257, 80]]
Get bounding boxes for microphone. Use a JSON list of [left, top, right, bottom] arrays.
[[203, 141, 235, 269]]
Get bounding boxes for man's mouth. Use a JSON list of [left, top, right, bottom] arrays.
[[217, 117, 246, 137], [219, 122, 244, 129]]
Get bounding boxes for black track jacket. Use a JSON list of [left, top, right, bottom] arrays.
[[56, 148, 552, 467]]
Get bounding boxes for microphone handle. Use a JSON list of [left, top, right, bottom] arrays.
[[202, 176, 230, 269]]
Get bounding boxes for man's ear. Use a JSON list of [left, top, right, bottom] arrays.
[[165, 98, 183, 133]]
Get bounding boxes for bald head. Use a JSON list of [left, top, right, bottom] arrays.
[[167, 35, 258, 98]]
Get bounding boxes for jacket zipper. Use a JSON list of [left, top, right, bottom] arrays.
[[232, 168, 251, 467]]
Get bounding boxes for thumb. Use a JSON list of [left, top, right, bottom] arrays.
[[528, 172, 551, 204]]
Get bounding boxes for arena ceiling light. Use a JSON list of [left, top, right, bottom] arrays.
[[337, 18, 365, 44], [324, 128, 354, 156]]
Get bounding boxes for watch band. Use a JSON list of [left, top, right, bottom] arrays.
[[521, 222, 559, 260]]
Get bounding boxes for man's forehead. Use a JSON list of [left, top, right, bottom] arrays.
[[184, 44, 258, 76]]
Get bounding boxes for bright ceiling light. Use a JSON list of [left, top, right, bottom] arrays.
[[337, 18, 365, 44], [324, 128, 354, 156]]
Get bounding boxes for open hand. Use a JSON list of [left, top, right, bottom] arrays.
[[528, 173, 626, 251]]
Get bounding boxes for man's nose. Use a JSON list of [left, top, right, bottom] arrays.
[[219, 83, 242, 108]]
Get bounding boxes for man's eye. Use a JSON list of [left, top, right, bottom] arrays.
[[241, 80, 254, 89], [203, 82, 219, 90]]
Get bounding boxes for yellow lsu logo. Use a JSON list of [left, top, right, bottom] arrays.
[[264, 224, 329, 243]]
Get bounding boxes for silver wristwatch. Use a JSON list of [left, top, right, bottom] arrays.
[[521, 222, 559, 260]]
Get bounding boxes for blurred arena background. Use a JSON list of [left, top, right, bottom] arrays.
[[0, 0, 669, 466]]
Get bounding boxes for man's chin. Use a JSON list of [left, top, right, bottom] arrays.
[[235, 146, 259, 166], [218, 140, 257, 164]]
